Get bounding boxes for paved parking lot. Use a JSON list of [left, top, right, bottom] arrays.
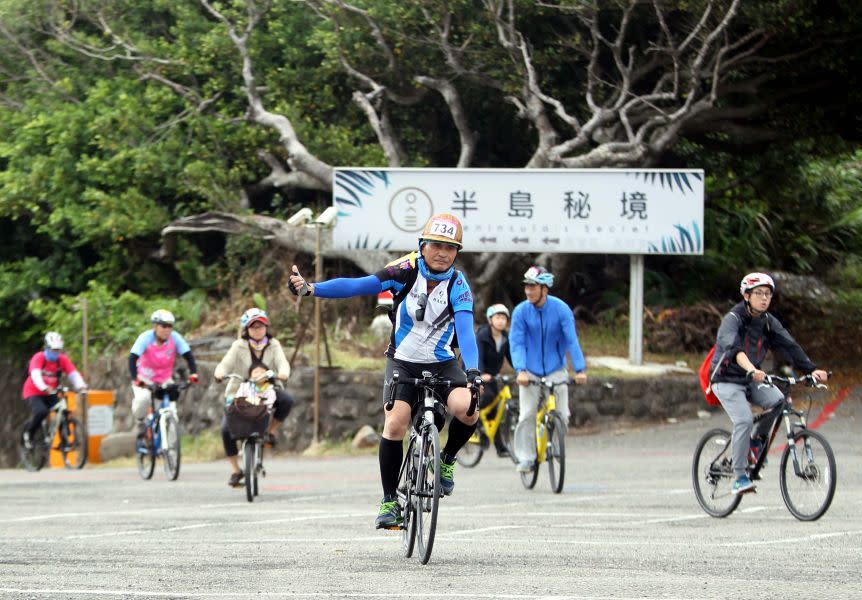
[[2, 390, 860, 599]]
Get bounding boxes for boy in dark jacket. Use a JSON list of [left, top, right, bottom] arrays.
[[709, 272, 828, 495], [476, 304, 512, 455]]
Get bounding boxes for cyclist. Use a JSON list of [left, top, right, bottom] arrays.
[[21, 332, 88, 449], [476, 303, 513, 456], [214, 308, 295, 487], [709, 272, 828, 495], [288, 212, 482, 529], [509, 266, 587, 473], [129, 310, 199, 444]]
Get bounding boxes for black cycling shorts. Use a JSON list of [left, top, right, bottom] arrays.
[[387, 358, 466, 410]]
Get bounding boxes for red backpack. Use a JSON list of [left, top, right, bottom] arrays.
[[698, 346, 721, 406]]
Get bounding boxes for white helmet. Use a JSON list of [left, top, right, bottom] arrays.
[[44, 331, 64, 350], [485, 304, 510, 320], [150, 309, 175, 326], [240, 307, 269, 330], [739, 272, 775, 296]]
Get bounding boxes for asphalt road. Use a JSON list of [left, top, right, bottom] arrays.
[[2, 391, 860, 600]]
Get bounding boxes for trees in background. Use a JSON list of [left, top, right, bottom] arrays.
[[0, 0, 860, 352]]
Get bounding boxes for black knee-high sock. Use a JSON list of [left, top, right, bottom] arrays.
[[443, 417, 477, 460], [379, 437, 403, 500]]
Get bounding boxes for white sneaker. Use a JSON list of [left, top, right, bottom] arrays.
[[22, 431, 33, 450], [516, 460, 533, 473]]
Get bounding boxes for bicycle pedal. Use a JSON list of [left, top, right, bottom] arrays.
[[381, 525, 402, 531]]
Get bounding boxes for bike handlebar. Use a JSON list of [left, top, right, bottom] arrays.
[[763, 371, 831, 390], [385, 370, 481, 416]]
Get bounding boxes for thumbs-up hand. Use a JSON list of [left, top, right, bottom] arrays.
[[288, 265, 312, 297]]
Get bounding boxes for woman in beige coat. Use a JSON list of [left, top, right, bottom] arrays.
[[214, 308, 295, 487]]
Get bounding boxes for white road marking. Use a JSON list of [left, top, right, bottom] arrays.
[[722, 529, 862, 547]]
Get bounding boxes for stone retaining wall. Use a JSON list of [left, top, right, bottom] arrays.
[[0, 347, 711, 466]]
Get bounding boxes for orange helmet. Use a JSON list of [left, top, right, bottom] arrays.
[[419, 213, 463, 249]]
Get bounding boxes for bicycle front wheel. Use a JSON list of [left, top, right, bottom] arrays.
[[253, 443, 261, 497], [692, 428, 741, 518], [779, 429, 836, 521], [547, 412, 566, 494], [61, 417, 88, 469], [500, 405, 519, 464], [137, 428, 156, 480], [19, 423, 48, 472], [457, 429, 484, 468], [244, 439, 256, 503], [398, 438, 417, 558], [416, 425, 441, 565], [162, 415, 181, 481]]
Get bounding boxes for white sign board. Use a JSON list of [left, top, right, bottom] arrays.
[[333, 168, 704, 254], [87, 405, 114, 436]]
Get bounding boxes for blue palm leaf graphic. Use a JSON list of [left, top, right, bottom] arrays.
[[334, 170, 392, 217], [630, 171, 701, 195], [648, 221, 702, 254]]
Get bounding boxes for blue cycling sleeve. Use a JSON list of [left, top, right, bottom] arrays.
[[313, 275, 382, 298], [454, 311, 478, 371]]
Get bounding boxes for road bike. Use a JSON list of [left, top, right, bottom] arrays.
[[458, 374, 517, 467], [516, 378, 569, 494], [387, 370, 479, 565], [18, 387, 88, 472], [136, 379, 190, 481], [223, 373, 274, 502], [692, 373, 836, 521]]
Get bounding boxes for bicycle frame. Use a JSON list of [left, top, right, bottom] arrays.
[[472, 381, 512, 444], [749, 377, 818, 479], [533, 380, 559, 464], [145, 384, 183, 457]]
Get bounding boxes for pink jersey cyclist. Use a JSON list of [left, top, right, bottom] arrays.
[[128, 309, 198, 437]]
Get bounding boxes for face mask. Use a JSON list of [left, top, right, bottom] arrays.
[[44, 350, 59, 361]]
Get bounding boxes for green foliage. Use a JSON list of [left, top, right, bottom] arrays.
[[27, 281, 207, 363]]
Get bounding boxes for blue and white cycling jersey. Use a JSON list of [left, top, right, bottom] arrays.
[[375, 254, 474, 363], [312, 252, 478, 368]]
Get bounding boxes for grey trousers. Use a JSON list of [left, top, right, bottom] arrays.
[[514, 368, 570, 463], [712, 381, 783, 478]]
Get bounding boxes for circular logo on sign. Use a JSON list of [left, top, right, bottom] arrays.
[[389, 187, 434, 232]]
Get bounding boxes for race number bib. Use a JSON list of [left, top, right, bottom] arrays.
[[429, 218, 458, 240]]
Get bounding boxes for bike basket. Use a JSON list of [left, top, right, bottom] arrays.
[[225, 398, 270, 439]]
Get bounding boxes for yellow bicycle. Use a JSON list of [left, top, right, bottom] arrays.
[[457, 375, 517, 468], [518, 378, 569, 493]]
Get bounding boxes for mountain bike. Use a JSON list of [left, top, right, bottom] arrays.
[[458, 374, 517, 467], [692, 373, 836, 521], [136, 380, 190, 481], [18, 387, 88, 472], [387, 370, 479, 565], [516, 378, 569, 494], [223, 373, 274, 502]]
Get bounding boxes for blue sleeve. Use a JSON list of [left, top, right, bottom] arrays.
[[130, 331, 153, 356], [449, 272, 474, 313], [313, 275, 382, 298], [454, 311, 478, 371], [509, 304, 527, 372], [171, 331, 191, 355], [559, 304, 586, 372]]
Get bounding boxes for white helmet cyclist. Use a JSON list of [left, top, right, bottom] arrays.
[[240, 307, 269, 330], [150, 309, 176, 326], [739, 272, 775, 296], [44, 331, 64, 350], [523, 265, 555, 288], [485, 304, 510, 320]]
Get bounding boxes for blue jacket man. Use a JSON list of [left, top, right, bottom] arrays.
[[509, 266, 587, 472]]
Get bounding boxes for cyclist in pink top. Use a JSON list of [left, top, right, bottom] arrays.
[[129, 309, 199, 439], [22, 332, 87, 449]]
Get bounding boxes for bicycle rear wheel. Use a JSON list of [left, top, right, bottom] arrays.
[[19, 423, 48, 472], [779, 429, 836, 521], [398, 438, 417, 558], [162, 415, 181, 481], [137, 427, 156, 480], [457, 429, 484, 468], [244, 439, 256, 503], [61, 416, 88, 469], [416, 425, 441, 565], [692, 428, 741, 517], [547, 412, 566, 493]]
